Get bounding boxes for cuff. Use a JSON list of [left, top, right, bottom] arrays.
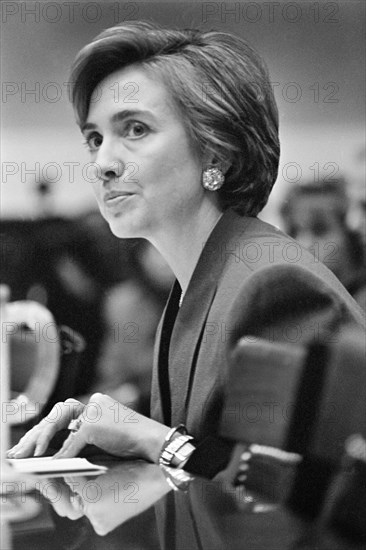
[[183, 436, 235, 479]]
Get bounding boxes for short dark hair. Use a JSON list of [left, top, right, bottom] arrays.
[[71, 21, 280, 216], [280, 178, 349, 226]]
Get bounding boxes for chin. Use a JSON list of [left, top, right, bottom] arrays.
[[101, 206, 150, 239], [108, 225, 134, 239], [106, 219, 142, 240]]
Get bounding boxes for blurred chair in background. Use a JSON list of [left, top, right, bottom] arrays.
[[280, 179, 366, 311], [5, 299, 86, 430], [1, 210, 170, 407], [29, 216, 108, 396], [7, 300, 60, 426], [1, 216, 104, 396], [1, 211, 134, 397], [220, 327, 366, 544]]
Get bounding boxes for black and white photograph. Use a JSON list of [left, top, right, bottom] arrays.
[[1, 1, 365, 549]]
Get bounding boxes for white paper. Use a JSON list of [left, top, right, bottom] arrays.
[[7, 457, 107, 475]]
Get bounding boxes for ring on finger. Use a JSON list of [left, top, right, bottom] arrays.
[[68, 417, 83, 433]]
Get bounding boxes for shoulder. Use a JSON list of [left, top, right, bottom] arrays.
[[210, 213, 319, 275], [204, 211, 365, 330], [223, 262, 366, 349], [216, 215, 360, 303], [220, 215, 326, 272]]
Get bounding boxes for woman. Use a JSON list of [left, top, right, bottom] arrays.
[[8, 21, 365, 477]]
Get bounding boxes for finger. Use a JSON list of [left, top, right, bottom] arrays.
[[7, 425, 40, 455], [34, 400, 85, 456], [10, 442, 37, 458], [64, 476, 89, 491], [53, 432, 86, 459], [8, 400, 85, 458], [43, 399, 85, 430], [7, 427, 43, 458], [67, 494, 85, 520], [33, 428, 59, 457], [7, 444, 22, 457], [63, 476, 88, 517], [9, 438, 45, 458], [52, 496, 84, 520], [9, 419, 60, 458], [38, 478, 84, 520]]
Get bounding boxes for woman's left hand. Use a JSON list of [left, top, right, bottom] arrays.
[[53, 393, 170, 463]]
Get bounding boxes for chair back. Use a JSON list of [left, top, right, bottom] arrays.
[[220, 327, 366, 540], [6, 300, 60, 424]]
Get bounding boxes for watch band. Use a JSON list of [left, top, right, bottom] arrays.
[[159, 434, 194, 468], [171, 441, 196, 468]]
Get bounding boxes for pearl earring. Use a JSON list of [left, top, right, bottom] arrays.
[[202, 167, 225, 191]]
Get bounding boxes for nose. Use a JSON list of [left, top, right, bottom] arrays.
[[95, 140, 124, 183]]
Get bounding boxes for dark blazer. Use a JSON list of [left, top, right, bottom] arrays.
[[151, 210, 365, 440]]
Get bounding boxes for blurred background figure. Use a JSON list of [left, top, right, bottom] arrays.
[[1, 172, 174, 409], [280, 178, 366, 311], [347, 145, 366, 250], [84, 240, 175, 416]]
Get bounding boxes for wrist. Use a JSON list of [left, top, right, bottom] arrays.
[[144, 420, 171, 464]]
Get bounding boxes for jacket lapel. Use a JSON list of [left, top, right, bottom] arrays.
[[169, 270, 217, 425], [168, 211, 250, 425], [151, 210, 250, 426], [151, 314, 164, 422], [150, 281, 180, 424]]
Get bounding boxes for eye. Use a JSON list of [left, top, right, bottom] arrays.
[[83, 132, 103, 151], [124, 121, 149, 139]]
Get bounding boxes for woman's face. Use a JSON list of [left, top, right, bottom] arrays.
[[82, 64, 209, 240]]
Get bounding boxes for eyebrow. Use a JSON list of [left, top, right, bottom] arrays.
[[81, 110, 155, 133]]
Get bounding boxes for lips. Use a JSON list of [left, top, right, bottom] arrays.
[[104, 190, 135, 202], [103, 191, 136, 209]]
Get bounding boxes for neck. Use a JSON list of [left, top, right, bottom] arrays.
[[150, 203, 223, 295]]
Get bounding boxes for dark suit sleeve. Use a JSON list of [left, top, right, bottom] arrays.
[[184, 263, 365, 479], [183, 436, 235, 479]]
